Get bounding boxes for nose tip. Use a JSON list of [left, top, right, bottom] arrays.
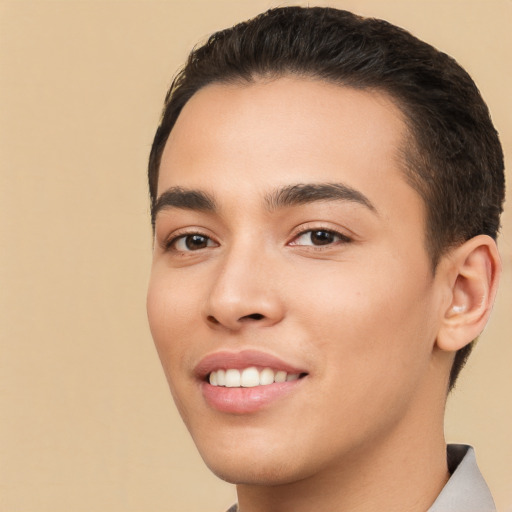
[[205, 300, 283, 330], [203, 265, 285, 331]]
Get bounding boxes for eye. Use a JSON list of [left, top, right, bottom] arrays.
[[290, 229, 350, 247], [170, 233, 217, 251]]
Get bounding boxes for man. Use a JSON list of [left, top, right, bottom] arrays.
[[146, 7, 504, 511]]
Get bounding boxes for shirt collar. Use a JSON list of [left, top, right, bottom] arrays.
[[428, 444, 495, 512]]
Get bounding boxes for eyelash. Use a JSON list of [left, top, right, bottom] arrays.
[[163, 227, 352, 253], [289, 228, 352, 248], [163, 231, 217, 252]]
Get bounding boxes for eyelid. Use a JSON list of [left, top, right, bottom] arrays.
[[288, 223, 354, 246], [161, 228, 219, 252]]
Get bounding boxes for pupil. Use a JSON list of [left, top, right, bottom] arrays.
[[186, 235, 208, 250], [311, 230, 333, 245]]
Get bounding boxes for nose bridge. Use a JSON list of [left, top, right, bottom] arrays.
[[203, 235, 284, 329]]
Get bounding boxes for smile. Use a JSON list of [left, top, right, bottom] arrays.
[[209, 367, 301, 387], [196, 350, 308, 413]]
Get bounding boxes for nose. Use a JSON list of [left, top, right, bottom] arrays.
[[203, 245, 285, 331]]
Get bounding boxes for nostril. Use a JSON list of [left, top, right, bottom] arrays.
[[242, 313, 264, 321], [206, 312, 266, 327]]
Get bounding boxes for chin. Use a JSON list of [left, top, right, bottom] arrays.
[[193, 433, 319, 486], [203, 455, 305, 486]]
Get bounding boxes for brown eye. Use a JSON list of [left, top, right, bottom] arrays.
[[172, 234, 216, 251], [291, 229, 350, 247], [310, 230, 336, 245], [185, 234, 209, 250]]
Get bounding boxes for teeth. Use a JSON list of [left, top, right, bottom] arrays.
[[259, 367, 274, 385], [225, 369, 241, 387], [274, 370, 287, 383], [216, 369, 226, 386], [208, 367, 302, 387], [241, 367, 260, 387]]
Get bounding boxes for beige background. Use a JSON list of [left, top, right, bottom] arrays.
[[0, 1, 510, 511]]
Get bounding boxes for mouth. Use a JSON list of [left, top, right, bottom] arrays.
[[195, 350, 309, 414], [195, 349, 308, 382], [208, 367, 306, 387], [208, 366, 307, 388]]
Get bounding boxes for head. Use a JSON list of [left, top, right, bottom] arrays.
[[148, 6, 504, 390], [146, 6, 504, 489]]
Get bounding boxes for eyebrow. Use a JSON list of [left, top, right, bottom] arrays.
[[152, 182, 377, 226], [151, 187, 216, 227], [265, 183, 377, 214]]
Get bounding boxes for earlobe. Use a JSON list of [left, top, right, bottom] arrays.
[[436, 235, 501, 353]]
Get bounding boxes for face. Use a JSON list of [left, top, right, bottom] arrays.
[[147, 78, 446, 485]]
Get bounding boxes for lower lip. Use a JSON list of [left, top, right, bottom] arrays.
[[201, 379, 303, 414]]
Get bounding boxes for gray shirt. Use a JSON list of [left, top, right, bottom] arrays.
[[428, 444, 495, 512], [226, 444, 495, 512]]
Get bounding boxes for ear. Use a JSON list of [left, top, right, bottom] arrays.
[[436, 235, 501, 352]]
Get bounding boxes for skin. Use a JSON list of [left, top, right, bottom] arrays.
[[147, 77, 500, 511]]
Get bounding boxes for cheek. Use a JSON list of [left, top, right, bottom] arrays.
[[147, 276, 171, 349], [147, 273, 199, 417], [147, 271, 193, 372], [147, 264, 203, 329], [300, 260, 435, 380], [292, 272, 436, 453]]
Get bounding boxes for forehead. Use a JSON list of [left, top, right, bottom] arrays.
[[158, 77, 418, 219]]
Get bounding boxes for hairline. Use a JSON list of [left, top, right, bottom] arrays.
[[150, 72, 441, 271]]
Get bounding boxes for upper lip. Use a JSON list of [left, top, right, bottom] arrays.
[[194, 349, 307, 380]]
